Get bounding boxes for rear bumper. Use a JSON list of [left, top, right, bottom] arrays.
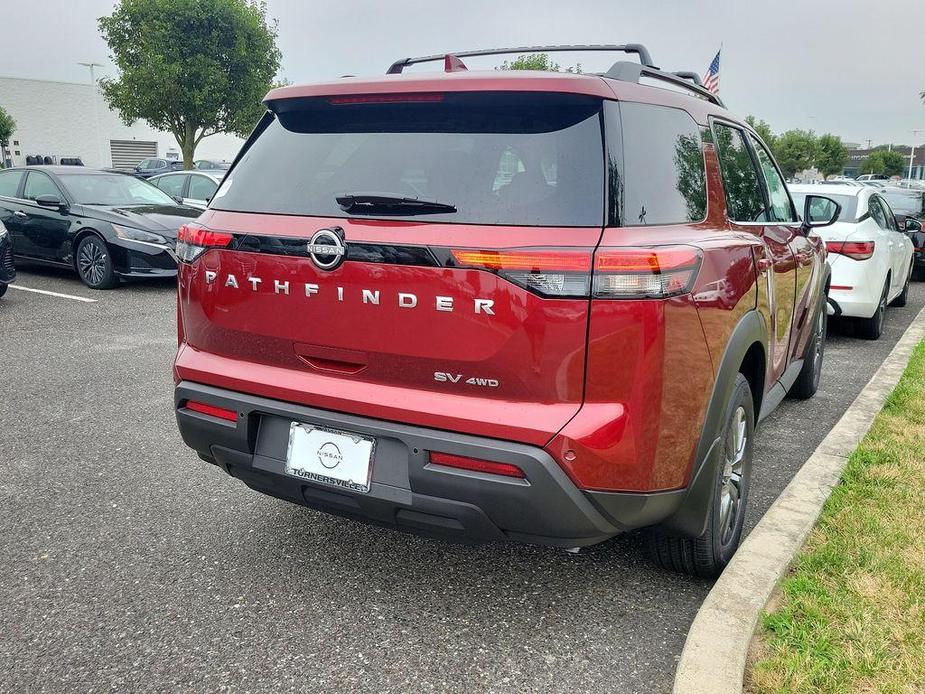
[[174, 381, 685, 547]]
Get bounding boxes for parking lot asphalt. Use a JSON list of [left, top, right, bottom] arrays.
[[1, 267, 923, 694]]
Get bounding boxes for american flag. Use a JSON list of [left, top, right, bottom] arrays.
[[703, 49, 721, 95]]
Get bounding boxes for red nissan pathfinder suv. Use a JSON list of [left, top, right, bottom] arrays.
[[173, 45, 838, 577]]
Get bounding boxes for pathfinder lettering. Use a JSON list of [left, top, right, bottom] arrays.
[[206, 273, 495, 315]]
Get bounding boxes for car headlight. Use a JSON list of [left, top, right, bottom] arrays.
[[112, 224, 167, 245]]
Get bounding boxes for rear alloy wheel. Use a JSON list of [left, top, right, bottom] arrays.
[[791, 301, 827, 399], [76, 236, 117, 289], [646, 374, 754, 578], [856, 278, 888, 340], [889, 263, 913, 308]]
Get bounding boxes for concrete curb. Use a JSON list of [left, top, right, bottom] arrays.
[[673, 305, 925, 694]]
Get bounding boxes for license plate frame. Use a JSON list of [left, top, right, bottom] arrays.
[[285, 422, 376, 493]]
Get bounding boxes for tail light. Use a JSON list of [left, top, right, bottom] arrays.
[[451, 248, 591, 297], [429, 451, 525, 478], [176, 223, 233, 263], [450, 245, 702, 299], [827, 241, 875, 260], [593, 246, 702, 298]]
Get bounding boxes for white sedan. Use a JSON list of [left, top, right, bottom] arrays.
[[790, 184, 915, 340], [149, 170, 223, 210]]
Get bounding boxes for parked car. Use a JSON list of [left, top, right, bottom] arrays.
[[857, 174, 890, 181], [821, 179, 863, 187], [149, 170, 221, 210], [172, 44, 833, 578], [790, 184, 914, 339], [194, 160, 231, 171], [896, 215, 925, 280], [880, 185, 925, 219], [134, 157, 184, 179], [0, 166, 200, 288], [0, 219, 15, 297]]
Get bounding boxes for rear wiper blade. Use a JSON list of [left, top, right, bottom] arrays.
[[335, 193, 456, 215]]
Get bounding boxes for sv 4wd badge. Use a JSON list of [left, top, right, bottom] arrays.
[[434, 372, 500, 388]]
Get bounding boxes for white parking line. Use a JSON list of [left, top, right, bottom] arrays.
[[8, 285, 98, 303]]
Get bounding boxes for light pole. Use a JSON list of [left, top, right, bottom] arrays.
[[909, 129, 922, 180], [78, 62, 105, 167]]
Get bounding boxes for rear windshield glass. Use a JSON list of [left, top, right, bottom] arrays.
[[789, 192, 858, 222], [213, 92, 605, 227]]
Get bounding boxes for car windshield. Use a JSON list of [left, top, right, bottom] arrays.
[[212, 92, 605, 227], [58, 173, 177, 206], [790, 192, 859, 222]]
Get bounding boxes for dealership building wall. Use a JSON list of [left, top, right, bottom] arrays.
[[0, 76, 243, 168]]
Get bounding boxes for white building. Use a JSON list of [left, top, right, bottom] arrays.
[[0, 76, 243, 169]]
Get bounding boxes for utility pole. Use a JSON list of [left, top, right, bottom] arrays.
[[909, 129, 922, 180], [866, 138, 873, 150], [78, 62, 105, 167]]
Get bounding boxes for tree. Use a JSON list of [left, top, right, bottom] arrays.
[[773, 129, 817, 179], [497, 53, 581, 73], [0, 105, 15, 169], [99, 0, 281, 169], [745, 116, 776, 149], [0, 105, 14, 146], [859, 149, 906, 177], [815, 134, 848, 178]]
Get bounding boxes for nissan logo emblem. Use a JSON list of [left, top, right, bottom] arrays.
[[307, 228, 346, 271]]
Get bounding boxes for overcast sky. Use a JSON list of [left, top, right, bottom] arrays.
[[3, 0, 925, 147]]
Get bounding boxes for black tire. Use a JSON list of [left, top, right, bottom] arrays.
[[889, 262, 913, 308], [790, 299, 827, 399], [0, 283, 7, 298], [913, 266, 925, 282], [75, 235, 118, 289], [856, 277, 888, 340], [646, 374, 755, 578]]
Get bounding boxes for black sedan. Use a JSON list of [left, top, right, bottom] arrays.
[[896, 214, 925, 280], [0, 218, 15, 298], [0, 166, 200, 289]]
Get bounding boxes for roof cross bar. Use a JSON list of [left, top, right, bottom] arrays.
[[601, 61, 725, 108], [386, 44, 656, 74]]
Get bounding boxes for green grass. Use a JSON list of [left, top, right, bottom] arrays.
[[747, 339, 925, 694]]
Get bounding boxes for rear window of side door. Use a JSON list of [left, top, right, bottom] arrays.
[[712, 119, 799, 381]]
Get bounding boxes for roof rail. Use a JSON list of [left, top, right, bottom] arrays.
[[386, 44, 656, 74], [672, 71, 704, 87], [601, 61, 724, 108]]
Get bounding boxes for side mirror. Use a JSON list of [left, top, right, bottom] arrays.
[[35, 194, 68, 212], [802, 194, 841, 231], [172, 195, 184, 205], [905, 218, 922, 232]]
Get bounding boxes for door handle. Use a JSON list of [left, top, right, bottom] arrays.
[[13, 210, 27, 218]]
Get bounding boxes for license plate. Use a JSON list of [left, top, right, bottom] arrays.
[[285, 423, 375, 493]]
